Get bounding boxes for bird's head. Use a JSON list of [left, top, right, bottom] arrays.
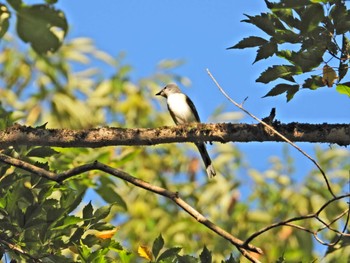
[[155, 83, 181, 98]]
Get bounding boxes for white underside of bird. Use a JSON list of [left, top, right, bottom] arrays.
[[167, 93, 197, 124]]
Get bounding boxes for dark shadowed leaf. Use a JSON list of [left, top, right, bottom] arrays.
[[341, 35, 350, 60], [199, 246, 212, 263], [265, 0, 311, 9], [177, 255, 198, 263], [302, 76, 324, 90], [274, 29, 300, 44], [93, 204, 113, 222], [242, 13, 278, 36], [27, 147, 59, 158], [254, 40, 277, 63], [338, 62, 348, 82], [286, 85, 299, 101], [82, 201, 93, 219], [228, 36, 268, 49], [330, 1, 350, 34], [223, 254, 239, 263], [157, 247, 181, 262], [263, 84, 299, 98], [16, 4, 68, 54], [300, 3, 324, 33], [257, 65, 300, 83], [270, 6, 300, 29], [152, 234, 164, 259]]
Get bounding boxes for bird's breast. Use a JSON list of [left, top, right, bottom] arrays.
[[167, 93, 197, 124]]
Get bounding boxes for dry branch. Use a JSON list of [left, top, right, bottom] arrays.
[[0, 122, 349, 149]]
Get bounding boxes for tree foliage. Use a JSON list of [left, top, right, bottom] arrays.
[[229, 0, 350, 101], [0, 1, 349, 263]]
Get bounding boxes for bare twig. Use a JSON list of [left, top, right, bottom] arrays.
[[244, 193, 350, 246], [206, 68, 336, 198], [0, 153, 263, 262]]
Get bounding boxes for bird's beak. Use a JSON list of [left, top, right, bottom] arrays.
[[155, 89, 163, 96]]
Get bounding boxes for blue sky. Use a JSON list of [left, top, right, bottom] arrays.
[[57, 0, 349, 123]]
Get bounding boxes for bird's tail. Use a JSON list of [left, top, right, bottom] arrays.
[[195, 142, 216, 178]]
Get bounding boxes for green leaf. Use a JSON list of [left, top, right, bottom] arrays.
[[96, 177, 127, 210], [152, 234, 164, 259], [52, 215, 83, 230], [157, 247, 181, 262], [338, 62, 348, 82], [82, 201, 94, 219], [286, 85, 299, 101], [93, 204, 113, 222], [254, 40, 277, 63], [227, 36, 268, 49], [270, 6, 300, 29], [330, 1, 350, 34], [16, 4, 68, 54], [266, 0, 311, 9], [27, 147, 59, 158], [117, 249, 132, 263], [262, 84, 298, 98], [278, 48, 324, 72], [256, 65, 300, 83], [70, 228, 85, 243], [302, 76, 324, 90], [0, 4, 10, 39], [242, 13, 278, 36], [336, 83, 350, 97], [60, 188, 85, 214], [223, 254, 239, 263], [177, 255, 198, 263], [300, 3, 324, 33], [35, 122, 48, 129], [274, 29, 300, 44], [199, 246, 212, 263]]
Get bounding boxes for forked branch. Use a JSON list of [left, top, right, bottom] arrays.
[[0, 153, 263, 263]]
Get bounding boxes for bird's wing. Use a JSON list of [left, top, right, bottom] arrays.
[[185, 96, 200, 122]]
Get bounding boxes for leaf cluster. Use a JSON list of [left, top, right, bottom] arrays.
[[229, 0, 350, 100], [0, 0, 68, 54], [0, 150, 125, 262]]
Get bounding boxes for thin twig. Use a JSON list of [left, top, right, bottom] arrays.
[[244, 193, 350, 246], [0, 153, 263, 262], [206, 68, 336, 198]]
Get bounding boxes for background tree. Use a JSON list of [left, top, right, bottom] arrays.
[[0, 0, 349, 263]]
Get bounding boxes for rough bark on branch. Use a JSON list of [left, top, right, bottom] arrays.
[[0, 122, 349, 148]]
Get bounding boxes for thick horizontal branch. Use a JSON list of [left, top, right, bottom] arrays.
[[0, 122, 349, 148]]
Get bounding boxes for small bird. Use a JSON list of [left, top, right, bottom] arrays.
[[156, 83, 216, 178]]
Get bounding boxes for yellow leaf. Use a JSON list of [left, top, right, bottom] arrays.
[[138, 245, 153, 261], [322, 65, 338, 87], [95, 227, 119, 239]]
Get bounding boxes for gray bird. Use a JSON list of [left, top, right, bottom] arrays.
[[156, 83, 216, 178]]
